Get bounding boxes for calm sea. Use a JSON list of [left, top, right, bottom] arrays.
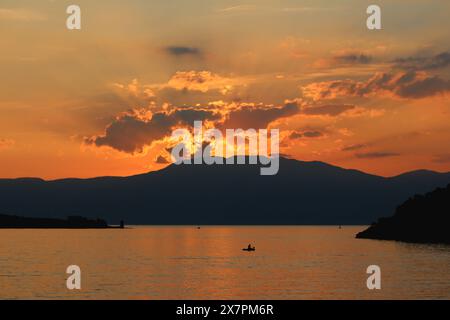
[[0, 226, 449, 299]]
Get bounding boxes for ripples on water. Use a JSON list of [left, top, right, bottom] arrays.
[[0, 226, 449, 299]]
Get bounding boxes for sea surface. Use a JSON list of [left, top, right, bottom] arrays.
[[0, 226, 449, 299]]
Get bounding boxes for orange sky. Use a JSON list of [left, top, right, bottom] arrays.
[[1, 0, 450, 179]]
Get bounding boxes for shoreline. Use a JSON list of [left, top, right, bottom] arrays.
[[0, 214, 124, 229]]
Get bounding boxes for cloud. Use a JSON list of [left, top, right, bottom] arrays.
[[355, 152, 400, 159], [289, 130, 323, 140], [301, 71, 450, 100], [217, 5, 329, 14], [333, 53, 372, 65], [312, 49, 375, 68], [217, 5, 257, 13], [301, 104, 356, 116], [341, 144, 366, 152], [166, 71, 237, 94], [112, 79, 156, 105], [395, 75, 450, 99], [165, 46, 201, 57], [86, 100, 303, 154], [85, 108, 220, 153], [0, 8, 45, 21], [394, 52, 450, 70], [432, 154, 450, 163], [221, 102, 299, 129], [112, 72, 253, 108], [0, 138, 15, 149]]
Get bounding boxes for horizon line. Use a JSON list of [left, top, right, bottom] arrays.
[[1, 156, 448, 182]]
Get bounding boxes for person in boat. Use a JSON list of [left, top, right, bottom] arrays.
[[243, 244, 255, 251]]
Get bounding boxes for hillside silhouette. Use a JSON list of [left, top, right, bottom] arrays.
[[356, 184, 450, 244], [0, 157, 449, 225], [0, 214, 110, 229]]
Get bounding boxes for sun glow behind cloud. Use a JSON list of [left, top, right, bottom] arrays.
[[0, 0, 449, 179]]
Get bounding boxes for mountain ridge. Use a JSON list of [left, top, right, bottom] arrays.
[[1, 157, 449, 225], [2, 158, 448, 182]]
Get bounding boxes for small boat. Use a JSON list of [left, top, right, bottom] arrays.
[[242, 247, 256, 251]]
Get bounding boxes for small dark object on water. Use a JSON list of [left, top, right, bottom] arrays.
[[242, 244, 256, 251], [120, 220, 125, 229]]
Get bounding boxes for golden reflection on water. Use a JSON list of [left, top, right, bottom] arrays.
[[0, 226, 449, 299]]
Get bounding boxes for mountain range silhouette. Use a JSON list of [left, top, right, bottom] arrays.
[[0, 157, 449, 225]]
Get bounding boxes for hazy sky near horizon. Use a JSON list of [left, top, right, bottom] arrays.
[[1, 0, 450, 179]]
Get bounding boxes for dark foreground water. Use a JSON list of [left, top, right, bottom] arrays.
[[0, 226, 449, 299]]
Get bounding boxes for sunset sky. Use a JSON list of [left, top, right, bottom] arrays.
[[1, 0, 450, 179]]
